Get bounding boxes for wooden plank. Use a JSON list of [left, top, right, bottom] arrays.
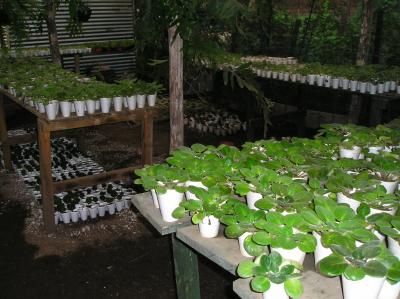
[[0, 90, 44, 119], [233, 271, 343, 299], [37, 118, 55, 232], [142, 110, 153, 165], [52, 166, 138, 193], [172, 235, 201, 299], [131, 192, 191, 235], [176, 225, 251, 275], [74, 54, 80, 74], [0, 94, 13, 171], [169, 26, 184, 152]]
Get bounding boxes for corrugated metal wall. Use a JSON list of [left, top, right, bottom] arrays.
[[13, 0, 136, 77]]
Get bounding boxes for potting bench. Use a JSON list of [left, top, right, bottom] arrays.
[[131, 194, 344, 299], [0, 88, 155, 232]]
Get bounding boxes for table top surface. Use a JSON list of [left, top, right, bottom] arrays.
[[131, 192, 192, 236]]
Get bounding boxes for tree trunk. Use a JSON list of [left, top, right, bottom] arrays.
[[46, 0, 61, 65], [169, 26, 184, 153], [356, 0, 373, 66], [372, 9, 384, 64]]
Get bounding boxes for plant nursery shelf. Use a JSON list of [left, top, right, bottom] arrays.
[[131, 192, 192, 235], [0, 88, 156, 233]]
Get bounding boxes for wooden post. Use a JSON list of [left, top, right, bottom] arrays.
[[37, 119, 55, 232], [171, 235, 201, 299], [142, 110, 153, 165], [169, 26, 184, 153], [74, 54, 81, 74], [348, 95, 363, 124], [0, 94, 12, 171], [45, 0, 62, 65]]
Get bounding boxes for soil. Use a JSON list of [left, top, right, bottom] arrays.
[[0, 109, 248, 299]]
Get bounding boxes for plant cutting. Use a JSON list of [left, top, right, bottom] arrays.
[[135, 164, 186, 222], [237, 251, 304, 299], [319, 240, 400, 299], [173, 185, 232, 238]]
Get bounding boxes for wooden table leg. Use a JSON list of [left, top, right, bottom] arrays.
[[0, 94, 12, 171], [37, 118, 55, 232], [171, 234, 201, 299], [142, 110, 153, 165], [348, 94, 363, 124]]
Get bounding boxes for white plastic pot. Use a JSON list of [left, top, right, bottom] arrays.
[[147, 94, 157, 107], [45, 100, 58, 120], [317, 75, 324, 86], [300, 76, 307, 83], [388, 237, 400, 258], [199, 215, 220, 238], [71, 210, 79, 223], [368, 146, 383, 154], [246, 191, 262, 210], [100, 98, 111, 113], [150, 189, 159, 208], [369, 84, 377, 95], [283, 73, 290, 81], [113, 97, 123, 112], [397, 86, 400, 94], [262, 282, 289, 299], [60, 101, 71, 117], [350, 80, 358, 91], [378, 280, 400, 299], [61, 211, 71, 224], [107, 203, 116, 215], [339, 146, 361, 159], [89, 206, 98, 219], [127, 96, 137, 110], [380, 180, 398, 194], [98, 204, 106, 217], [332, 78, 339, 89], [79, 207, 88, 221], [95, 100, 100, 110], [384, 81, 390, 92], [74, 101, 85, 116], [378, 83, 385, 94], [137, 95, 146, 108], [313, 231, 332, 266], [185, 181, 208, 200], [337, 192, 360, 212], [124, 199, 131, 209], [272, 72, 278, 79], [157, 189, 184, 222], [342, 79, 349, 90], [238, 232, 254, 257], [324, 76, 331, 87], [116, 200, 124, 212], [390, 81, 397, 91], [271, 247, 306, 265], [369, 206, 397, 216], [341, 275, 385, 299], [85, 100, 96, 114], [359, 82, 367, 93], [36, 102, 46, 113], [54, 212, 60, 224]]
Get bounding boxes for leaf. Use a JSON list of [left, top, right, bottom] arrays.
[[284, 278, 304, 299], [351, 229, 377, 243], [343, 266, 365, 281], [244, 235, 267, 256], [334, 205, 355, 221], [235, 182, 251, 196], [319, 255, 347, 276], [301, 210, 322, 225], [251, 276, 270, 293], [252, 232, 272, 246], [364, 260, 387, 278], [315, 206, 335, 223], [298, 234, 317, 253], [255, 198, 275, 210], [172, 206, 186, 219], [360, 241, 382, 259], [225, 224, 246, 238], [237, 260, 255, 278], [269, 251, 283, 272], [309, 178, 321, 189], [280, 264, 295, 275], [192, 212, 205, 224], [387, 261, 400, 281]]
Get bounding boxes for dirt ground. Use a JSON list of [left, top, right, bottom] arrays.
[[0, 111, 246, 299]]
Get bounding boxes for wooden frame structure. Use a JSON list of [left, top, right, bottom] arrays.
[[0, 88, 155, 232]]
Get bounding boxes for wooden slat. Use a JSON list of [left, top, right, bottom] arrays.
[[8, 133, 37, 145], [142, 110, 154, 165], [0, 94, 13, 171], [52, 166, 138, 193], [0, 89, 45, 119], [37, 118, 55, 232]]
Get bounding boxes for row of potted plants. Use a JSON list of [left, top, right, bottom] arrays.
[[134, 122, 400, 299], [241, 56, 298, 65], [0, 57, 164, 120], [211, 53, 400, 95]]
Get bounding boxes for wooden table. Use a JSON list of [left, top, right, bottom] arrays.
[[131, 194, 344, 299], [0, 89, 155, 232]]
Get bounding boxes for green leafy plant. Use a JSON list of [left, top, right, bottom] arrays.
[[237, 251, 304, 298]]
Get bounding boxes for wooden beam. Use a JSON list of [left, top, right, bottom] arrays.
[[8, 133, 37, 145], [37, 118, 55, 232], [169, 26, 184, 152], [0, 94, 12, 171], [348, 94, 363, 124], [52, 166, 138, 194]]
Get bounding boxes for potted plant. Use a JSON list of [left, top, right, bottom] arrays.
[[146, 81, 164, 107], [319, 240, 399, 299], [237, 251, 304, 299]]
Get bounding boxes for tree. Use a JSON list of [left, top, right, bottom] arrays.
[[44, 0, 62, 65], [356, 0, 373, 65]]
